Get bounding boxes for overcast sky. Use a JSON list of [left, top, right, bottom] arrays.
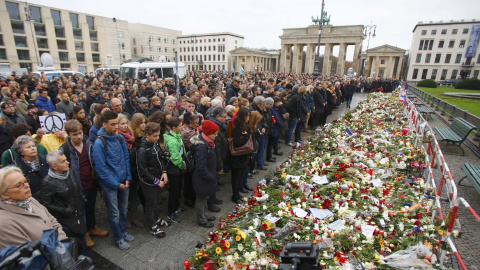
[[29, 0, 480, 61]]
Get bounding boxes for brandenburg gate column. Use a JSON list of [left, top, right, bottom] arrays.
[[352, 42, 362, 74], [386, 56, 394, 78], [336, 43, 347, 76], [305, 43, 316, 74], [322, 43, 332, 76], [292, 44, 304, 74], [395, 57, 402, 79], [280, 44, 292, 73]]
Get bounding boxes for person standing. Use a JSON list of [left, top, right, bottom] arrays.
[[226, 77, 241, 105], [56, 93, 74, 119], [230, 108, 251, 204], [312, 82, 327, 128], [92, 110, 134, 250], [190, 120, 218, 228], [284, 84, 302, 146]]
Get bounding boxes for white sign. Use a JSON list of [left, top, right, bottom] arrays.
[[361, 224, 376, 238], [39, 113, 66, 133]]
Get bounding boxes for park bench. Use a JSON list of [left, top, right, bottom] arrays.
[[417, 106, 435, 120], [459, 164, 480, 196], [433, 117, 477, 155]]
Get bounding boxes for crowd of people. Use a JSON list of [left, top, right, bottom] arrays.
[[0, 70, 400, 252]]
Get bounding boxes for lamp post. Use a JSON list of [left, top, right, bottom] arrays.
[[363, 22, 376, 77], [191, 34, 197, 71], [113, 18, 121, 65], [24, 6, 40, 69], [312, 0, 326, 79]]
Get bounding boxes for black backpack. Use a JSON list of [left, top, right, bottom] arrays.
[[284, 95, 295, 114]]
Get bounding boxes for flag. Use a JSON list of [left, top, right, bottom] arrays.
[[223, 70, 226, 74], [240, 67, 244, 75], [405, 82, 408, 91], [231, 67, 235, 71], [346, 128, 353, 135]]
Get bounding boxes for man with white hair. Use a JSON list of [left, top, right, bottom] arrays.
[[205, 99, 223, 121]]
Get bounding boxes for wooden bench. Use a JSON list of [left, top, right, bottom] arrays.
[[459, 164, 480, 196], [417, 106, 435, 120], [433, 117, 478, 155]]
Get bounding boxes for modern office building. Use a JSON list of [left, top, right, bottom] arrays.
[[0, 0, 132, 73], [177, 32, 244, 72], [128, 23, 181, 63], [407, 19, 480, 83]]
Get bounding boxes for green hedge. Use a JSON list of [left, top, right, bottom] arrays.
[[417, 79, 437, 88], [455, 79, 480, 90]]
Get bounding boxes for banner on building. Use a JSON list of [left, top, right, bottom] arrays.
[[465, 24, 480, 58]]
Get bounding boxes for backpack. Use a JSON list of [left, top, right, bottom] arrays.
[[284, 95, 295, 114]]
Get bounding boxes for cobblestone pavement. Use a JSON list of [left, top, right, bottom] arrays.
[[87, 92, 480, 269]]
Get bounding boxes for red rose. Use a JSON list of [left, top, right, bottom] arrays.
[[262, 223, 268, 230], [220, 239, 225, 246]]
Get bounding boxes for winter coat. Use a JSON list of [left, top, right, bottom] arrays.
[[13, 155, 49, 195], [229, 124, 251, 169], [226, 84, 240, 104], [312, 88, 327, 114], [59, 136, 94, 189], [88, 124, 100, 144], [298, 95, 308, 123], [325, 89, 336, 115], [35, 170, 87, 237], [163, 131, 185, 175], [32, 133, 65, 153], [344, 83, 356, 97], [35, 96, 56, 112], [0, 198, 67, 250], [3, 111, 27, 130], [56, 101, 74, 118], [1, 143, 48, 168], [211, 118, 228, 172], [190, 135, 217, 197], [270, 106, 285, 138], [198, 105, 209, 118], [306, 92, 314, 111], [0, 126, 13, 158], [286, 92, 306, 119], [181, 124, 197, 148], [92, 127, 132, 190], [136, 137, 167, 186], [15, 99, 29, 117]]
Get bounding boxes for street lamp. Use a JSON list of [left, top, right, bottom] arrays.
[[312, 0, 325, 79], [113, 18, 121, 65], [191, 34, 197, 71], [363, 22, 376, 77], [24, 6, 40, 69]]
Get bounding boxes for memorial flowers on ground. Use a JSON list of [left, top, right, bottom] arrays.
[[191, 92, 443, 269]]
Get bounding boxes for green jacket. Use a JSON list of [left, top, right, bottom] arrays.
[[1, 143, 48, 167], [163, 131, 185, 171]]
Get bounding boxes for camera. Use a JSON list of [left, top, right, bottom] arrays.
[[277, 242, 320, 270]]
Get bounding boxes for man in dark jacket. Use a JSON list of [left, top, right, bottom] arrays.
[[226, 77, 241, 104], [250, 96, 269, 170], [344, 80, 356, 109], [1, 102, 26, 131], [312, 82, 327, 128], [284, 84, 303, 146], [208, 107, 228, 211]]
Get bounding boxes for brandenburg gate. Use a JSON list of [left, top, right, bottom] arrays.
[[279, 24, 364, 75]]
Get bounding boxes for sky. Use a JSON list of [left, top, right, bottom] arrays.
[[28, 0, 480, 61]]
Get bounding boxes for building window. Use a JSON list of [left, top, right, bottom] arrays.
[[6, 2, 21, 20], [69, 13, 79, 28], [164, 37, 168, 43], [448, 40, 455, 48], [431, 69, 438, 80], [157, 37, 161, 42], [118, 31, 124, 39], [463, 28, 469, 34], [451, 69, 458, 79], [209, 55, 211, 61], [55, 26, 65, 38], [14, 36, 27, 47], [92, 53, 100, 62], [57, 40, 67, 50], [120, 43, 125, 50], [415, 54, 422, 63], [380, 59, 386, 64], [148, 36, 153, 42], [412, 68, 419, 79], [85, 16, 94, 31], [438, 40, 444, 48], [445, 54, 451, 63], [441, 69, 448, 80], [421, 30, 427, 35], [29, 6, 42, 23], [149, 45, 153, 52], [157, 46, 162, 52], [0, 35, 3, 46], [122, 54, 126, 60], [91, 43, 98, 52], [421, 69, 428, 79], [59, 51, 68, 61], [477, 54, 480, 64], [172, 39, 175, 44], [34, 24, 46, 36], [60, 63, 70, 70], [133, 38, 136, 45], [165, 47, 168, 53], [455, 54, 462, 64], [473, 70, 479, 79], [133, 48, 137, 54], [19, 63, 32, 70], [0, 49, 7, 60], [76, 53, 85, 62], [222, 54, 225, 61], [73, 29, 82, 39], [75, 42, 84, 51], [431, 29, 437, 35], [90, 31, 97, 41], [11, 21, 25, 34], [51, 10, 61, 25], [452, 29, 458, 34], [37, 38, 48, 49], [459, 40, 466, 48], [17, 49, 30, 60], [425, 53, 431, 63]]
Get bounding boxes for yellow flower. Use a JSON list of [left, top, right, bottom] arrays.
[[236, 235, 241, 241], [216, 247, 222, 255], [240, 231, 247, 239], [225, 241, 231, 248]]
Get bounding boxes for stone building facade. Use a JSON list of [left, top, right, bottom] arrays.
[[129, 23, 181, 63], [229, 47, 279, 72], [361, 44, 406, 79]]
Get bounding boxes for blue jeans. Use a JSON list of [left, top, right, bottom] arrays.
[[285, 118, 298, 144], [101, 184, 129, 242], [256, 134, 267, 168], [295, 121, 304, 142], [346, 95, 353, 106]]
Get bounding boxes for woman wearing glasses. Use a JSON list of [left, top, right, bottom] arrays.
[[0, 166, 67, 249]]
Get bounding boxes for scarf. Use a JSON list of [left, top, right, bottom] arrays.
[[22, 155, 40, 171], [118, 129, 135, 149], [201, 133, 215, 149], [48, 168, 69, 180], [77, 116, 92, 134], [211, 118, 226, 131], [1, 197, 32, 212]]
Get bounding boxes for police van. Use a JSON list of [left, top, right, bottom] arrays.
[[120, 62, 186, 82]]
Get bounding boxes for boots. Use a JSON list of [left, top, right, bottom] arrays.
[[89, 225, 109, 237], [127, 210, 144, 228], [85, 233, 95, 248]]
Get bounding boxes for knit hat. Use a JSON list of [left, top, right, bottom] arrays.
[[265, 97, 274, 105], [202, 120, 219, 136]]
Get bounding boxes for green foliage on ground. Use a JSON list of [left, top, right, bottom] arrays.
[[455, 79, 480, 90], [417, 86, 480, 117], [417, 79, 437, 88]]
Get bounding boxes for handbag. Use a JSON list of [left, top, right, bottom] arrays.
[[228, 135, 254, 156]]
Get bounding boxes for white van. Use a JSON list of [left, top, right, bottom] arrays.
[[95, 66, 120, 75], [120, 62, 186, 81], [32, 70, 85, 80]]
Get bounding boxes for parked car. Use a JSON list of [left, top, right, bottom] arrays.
[[437, 78, 463, 87]]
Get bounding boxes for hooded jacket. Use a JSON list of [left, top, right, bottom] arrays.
[[163, 130, 185, 175], [226, 83, 240, 105], [59, 136, 94, 189], [92, 127, 132, 190], [211, 118, 228, 172], [190, 135, 217, 197], [136, 137, 167, 186], [35, 95, 56, 113], [14, 155, 49, 195]]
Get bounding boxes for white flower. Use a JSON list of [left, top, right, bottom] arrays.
[[452, 230, 459, 237], [364, 262, 372, 269], [398, 223, 404, 231], [263, 205, 267, 210], [296, 198, 301, 203], [277, 210, 283, 217]]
